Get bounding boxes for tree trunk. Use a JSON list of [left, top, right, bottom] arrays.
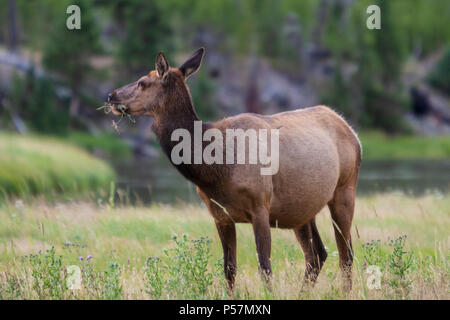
[[311, 0, 329, 50], [8, 0, 19, 52], [245, 57, 261, 114], [70, 89, 81, 118]]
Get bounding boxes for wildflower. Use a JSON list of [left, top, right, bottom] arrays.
[[79, 256, 84, 261]]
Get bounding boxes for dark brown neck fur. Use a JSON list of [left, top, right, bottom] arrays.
[[151, 79, 228, 189]]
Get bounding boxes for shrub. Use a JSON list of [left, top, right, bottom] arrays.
[[25, 247, 65, 299], [101, 257, 123, 300], [144, 234, 216, 299], [362, 235, 414, 298], [427, 47, 450, 92]]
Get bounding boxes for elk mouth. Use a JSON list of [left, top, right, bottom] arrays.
[[98, 102, 129, 116], [110, 103, 129, 116]]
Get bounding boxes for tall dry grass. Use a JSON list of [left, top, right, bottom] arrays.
[[0, 192, 448, 299]]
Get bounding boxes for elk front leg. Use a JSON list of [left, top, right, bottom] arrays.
[[251, 207, 272, 285], [215, 221, 237, 290]]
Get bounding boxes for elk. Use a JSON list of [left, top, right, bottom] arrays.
[[108, 48, 362, 291]]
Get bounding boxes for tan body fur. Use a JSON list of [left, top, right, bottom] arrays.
[[201, 106, 360, 228]]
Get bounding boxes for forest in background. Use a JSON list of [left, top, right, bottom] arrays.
[[0, 0, 449, 158]]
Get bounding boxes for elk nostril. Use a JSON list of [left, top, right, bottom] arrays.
[[107, 93, 113, 102]]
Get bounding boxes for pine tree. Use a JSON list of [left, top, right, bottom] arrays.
[[357, 0, 407, 133], [42, 0, 102, 118], [113, 0, 173, 76]]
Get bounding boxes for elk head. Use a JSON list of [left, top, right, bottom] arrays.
[[107, 48, 205, 117]]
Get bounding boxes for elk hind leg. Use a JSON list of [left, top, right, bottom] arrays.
[[294, 218, 328, 285], [328, 185, 356, 292]]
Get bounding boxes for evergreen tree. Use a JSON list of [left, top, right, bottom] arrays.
[[427, 47, 450, 92], [112, 0, 173, 77], [10, 71, 70, 134], [42, 0, 102, 118], [357, 0, 408, 133]]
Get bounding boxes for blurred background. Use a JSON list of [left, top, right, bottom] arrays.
[[0, 0, 449, 203]]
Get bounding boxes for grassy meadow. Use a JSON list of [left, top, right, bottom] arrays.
[[359, 131, 450, 159], [0, 192, 448, 300], [0, 134, 115, 198]]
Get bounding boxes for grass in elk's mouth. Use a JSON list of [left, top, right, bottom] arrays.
[[97, 103, 136, 134]]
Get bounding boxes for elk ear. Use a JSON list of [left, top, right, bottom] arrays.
[[179, 47, 205, 79], [155, 52, 169, 79]]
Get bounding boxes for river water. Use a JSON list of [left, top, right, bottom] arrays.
[[112, 157, 450, 204]]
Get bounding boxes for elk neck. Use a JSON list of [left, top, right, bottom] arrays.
[[151, 87, 227, 188]]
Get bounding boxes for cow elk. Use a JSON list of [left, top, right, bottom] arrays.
[[108, 48, 362, 292]]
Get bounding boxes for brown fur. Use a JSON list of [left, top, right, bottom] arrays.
[[109, 48, 362, 291]]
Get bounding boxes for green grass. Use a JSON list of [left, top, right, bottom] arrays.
[[0, 133, 115, 198], [65, 131, 132, 159], [359, 131, 450, 159], [45, 130, 450, 161], [0, 193, 448, 299]]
